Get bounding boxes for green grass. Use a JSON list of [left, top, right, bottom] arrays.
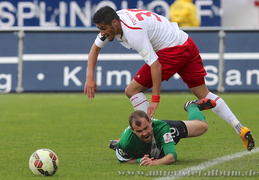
[[0, 93, 258, 180]]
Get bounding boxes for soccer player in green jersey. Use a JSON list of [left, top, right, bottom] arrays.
[[110, 98, 216, 166]]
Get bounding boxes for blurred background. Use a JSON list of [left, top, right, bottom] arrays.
[[0, 0, 259, 93]]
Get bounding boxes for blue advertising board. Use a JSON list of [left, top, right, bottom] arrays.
[[0, 0, 221, 27], [0, 29, 259, 93]]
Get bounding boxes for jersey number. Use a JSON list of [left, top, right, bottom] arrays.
[[127, 9, 162, 22]]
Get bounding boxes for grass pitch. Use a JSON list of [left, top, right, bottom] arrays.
[[0, 93, 258, 179]]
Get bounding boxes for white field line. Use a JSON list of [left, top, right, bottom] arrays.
[[155, 147, 259, 180]]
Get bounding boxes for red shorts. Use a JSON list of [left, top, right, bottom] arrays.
[[134, 37, 207, 88]]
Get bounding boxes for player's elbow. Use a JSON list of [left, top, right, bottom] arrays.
[[166, 154, 176, 165], [200, 121, 208, 135], [168, 158, 176, 165]]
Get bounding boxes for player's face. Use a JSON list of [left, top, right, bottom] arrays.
[[96, 20, 118, 41], [131, 118, 153, 143]]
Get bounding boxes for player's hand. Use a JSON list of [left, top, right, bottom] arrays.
[[147, 102, 159, 119], [140, 154, 157, 166], [84, 77, 97, 99]]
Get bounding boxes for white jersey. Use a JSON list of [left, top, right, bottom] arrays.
[[94, 9, 188, 66]]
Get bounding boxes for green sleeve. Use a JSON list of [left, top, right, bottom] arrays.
[[160, 124, 178, 160], [163, 141, 177, 161]]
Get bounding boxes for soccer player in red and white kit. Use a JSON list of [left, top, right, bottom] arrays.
[[84, 6, 254, 151]]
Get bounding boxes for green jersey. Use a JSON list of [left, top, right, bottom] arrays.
[[116, 119, 177, 162]]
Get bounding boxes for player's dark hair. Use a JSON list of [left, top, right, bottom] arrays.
[[93, 6, 120, 25], [129, 110, 149, 127]]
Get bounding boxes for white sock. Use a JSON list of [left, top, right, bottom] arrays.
[[129, 92, 149, 113], [206, 92, 243, 134]]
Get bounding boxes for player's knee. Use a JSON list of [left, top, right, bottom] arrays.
[[125, 85, 139, 98], [124, 86, 132, 98]]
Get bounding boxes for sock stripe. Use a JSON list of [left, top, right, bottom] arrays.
[[130, 96, 138, 102], [133, 100, 149, 108], [214, 96, 221, 102]]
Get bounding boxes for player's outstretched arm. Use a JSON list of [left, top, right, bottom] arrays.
[[84, 44, 101, 99], [119, 154, 175, 165], [140, 154, 175, 166]]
